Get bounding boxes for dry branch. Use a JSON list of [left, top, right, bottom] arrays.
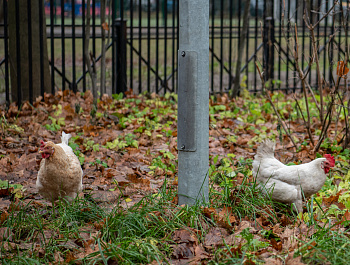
[[255, 62, 297, 150]]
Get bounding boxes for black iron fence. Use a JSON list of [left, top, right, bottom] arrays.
[[0, 0, 349, 106]]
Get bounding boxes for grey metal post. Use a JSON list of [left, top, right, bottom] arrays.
[[178, 0, 209, 205]]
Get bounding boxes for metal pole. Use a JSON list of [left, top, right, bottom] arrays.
[[178, 0, 209, 205], [115, 19, 127, 95]]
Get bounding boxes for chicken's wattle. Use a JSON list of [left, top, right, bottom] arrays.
[[41, 153, 50, 159]]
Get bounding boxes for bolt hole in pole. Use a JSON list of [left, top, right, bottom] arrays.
[[181, 51, 186, 57]]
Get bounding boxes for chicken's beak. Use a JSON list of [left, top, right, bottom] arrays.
[[39, 150, 43, 154]]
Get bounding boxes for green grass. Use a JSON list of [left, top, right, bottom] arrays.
[[296, 221, 350, 264], [0, 180, 212, 264], [0, 196, 108, 264], [0, 173, 295, 264]]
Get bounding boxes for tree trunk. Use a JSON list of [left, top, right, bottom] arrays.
[[84, 0, 97, 99], [263, 0, 274, 84], [231, 0, 250, 97], [8, 0, 51, 103]]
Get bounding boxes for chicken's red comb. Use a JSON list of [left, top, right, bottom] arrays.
[[324, 154, 335, 167], [40, 140, 46, 148]]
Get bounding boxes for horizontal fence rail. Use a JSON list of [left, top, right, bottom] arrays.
[[0, 0, 349, 106]]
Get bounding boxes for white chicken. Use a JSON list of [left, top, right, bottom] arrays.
[[36, 131, 83, 203], [252, 140, 335, 213]]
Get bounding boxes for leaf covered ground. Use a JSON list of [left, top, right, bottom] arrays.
[[1, 90, 350, 264]]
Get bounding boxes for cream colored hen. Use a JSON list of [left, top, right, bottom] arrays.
[[252, 140, 335, 213], [36, 132, 83, 202]]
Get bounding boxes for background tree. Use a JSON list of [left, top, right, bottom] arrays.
[[8, 0, 51, 103], [231, 0, 251, 97]]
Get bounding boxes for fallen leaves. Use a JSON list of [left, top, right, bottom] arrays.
[[171, 228, 211, 263], [322, 191, 346, 210], [1, 90, 350, 264]]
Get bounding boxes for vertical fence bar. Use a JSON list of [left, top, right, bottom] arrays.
[[171, 0, 176, 92], [238, 1, 241, 54], [50, 0, 55, 94], [120, 0, 126, 94], [293, 1, 297, 91], [329, 0, 334, 84], [210, 0, 214, 93], [155, 0, 159, 93], [245, 3, 250, 89], [308, 0, 312, 87], [147, 0, 151, 92], [72, 0, 76, 92], [254, 0, 258, 93], [286, 0, 290, 90], [28, 0, 33, 104], [278, 0, 282, 89], [82, 0, 86, 92], [39, 0, 44, 97], [228, 0, 233, 91], [238, 0, 241, 91], [112, 0, 116, 94], [347, 0, 350, 89], [338, 0, 341, 64], [121, 0, 125, 91], [138, 0, 142, 93], [92, 0, 96, 57], [15, 0, 21, 105], [219, 0, 223, 92], [61, 0, 65, 90], [115, 19, 127, 94], [4, 0, 9, 107], [176, 0, 179, 93], [316, 0, 320, 91], [347, 0, 349, 64], [163, 0, 168, 94], [322, 0, 327, 85], [130, 0, 134, 91], [301, 0, 305, 79]]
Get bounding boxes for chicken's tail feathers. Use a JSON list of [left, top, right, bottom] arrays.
[[61, 131, 72, 145], [255, 139, 276, 160]]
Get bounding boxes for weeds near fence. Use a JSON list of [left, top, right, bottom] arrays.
[[256, 1, 350, 151]]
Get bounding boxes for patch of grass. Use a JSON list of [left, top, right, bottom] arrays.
[[296, 224, 350, 264], [84, 181, 211, 264], [0, 197, 108, 264]]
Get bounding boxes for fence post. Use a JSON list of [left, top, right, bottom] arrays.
[[113, 18, 127, 95], [178, 0, 209, 205], [263, 0, 274, 84]]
